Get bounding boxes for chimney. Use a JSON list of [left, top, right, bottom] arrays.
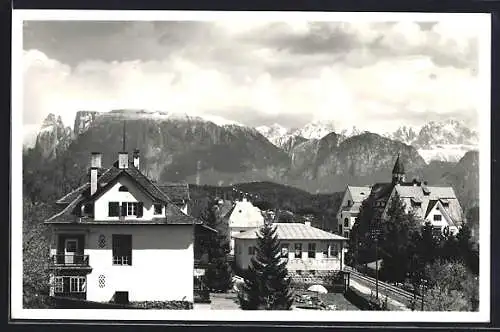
[[118, 152, 129, 169], [91, 152, 102, 168], [133, 149, 140, 169], [90, 152, 101, 196]]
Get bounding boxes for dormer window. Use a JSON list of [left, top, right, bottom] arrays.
[[119, 186, 129, 192], [154, 204, 163, 215]]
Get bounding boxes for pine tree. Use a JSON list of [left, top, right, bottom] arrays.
[[379, 193, 420, 282], [237, 217, 294, 310], [203, 199, 233, 292]]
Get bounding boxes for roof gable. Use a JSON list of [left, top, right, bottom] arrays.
[[347, 186, 371, 203]]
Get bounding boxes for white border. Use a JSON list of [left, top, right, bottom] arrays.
[[11, 10, 491, 323]]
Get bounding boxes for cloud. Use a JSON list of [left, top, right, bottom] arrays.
[[22, 19, 481, 145]]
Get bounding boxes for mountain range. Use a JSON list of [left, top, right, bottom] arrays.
[[256, 120, 478, 163], [24, 109, 480, 211]]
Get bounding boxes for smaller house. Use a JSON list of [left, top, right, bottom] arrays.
[[336, 185, 371, 239], [222, 197, 264, 255], [233, 222, 347, 273]]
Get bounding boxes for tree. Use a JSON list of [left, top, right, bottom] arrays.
[[23, 200, 55, 308], [422, 260, 477, 311], [237, 217, 294, 310], [202, 199, 233, 292], [379, 193, 420, 282], [456, 224, 479, 275]]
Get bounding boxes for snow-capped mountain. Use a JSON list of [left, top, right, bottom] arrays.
[[292, 120, 337, 140], [256, 124, 294, 146], [387, 120, 479, 163], [258, 119, 478, 163], [386, 125, 419, 146]]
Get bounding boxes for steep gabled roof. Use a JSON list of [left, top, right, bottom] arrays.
[[347, 186, 371, 203], [391, 184, 462, 223], [158, 182, 190, 202], [46, 159, 199, 226]]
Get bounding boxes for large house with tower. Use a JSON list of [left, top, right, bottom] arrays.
[[367, 154, 463, 235], [44, 146, 215, 304]]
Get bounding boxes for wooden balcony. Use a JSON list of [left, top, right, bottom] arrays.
[[50, 254, 92, 271]]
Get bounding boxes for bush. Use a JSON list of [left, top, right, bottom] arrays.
[[130, 301, 194, 310]]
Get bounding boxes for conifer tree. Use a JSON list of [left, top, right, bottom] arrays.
[[237, 214, 294, 310], [203, 199, 233, 292], [380, 193, 420, 282]]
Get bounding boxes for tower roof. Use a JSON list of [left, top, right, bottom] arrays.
[[392, 153, 405, 174]]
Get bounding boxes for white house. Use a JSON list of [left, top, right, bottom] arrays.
[[44, 149, 212, 304], [222, 197, 264, 255], [233, 222, 347, 273], [336, 185, 371, 239]]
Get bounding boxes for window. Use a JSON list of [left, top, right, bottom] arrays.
[[442, 202, 449, 207], [70, 277, 86, 293], [294, 243, 302, 258], [108, 202, 119, 217], [121, 202, 143, 217], [330, 243, 339, 257], [434, 215, 442, 221], [344, 231, 350, 238], [66, 239, 77, 253], [338, 225, 342, 234], [308, 243, 316, 258], [112, 235, 132, 265], [126, 202, 138, 216], [54, 277, 64, 293], [154, 204, 163, 215], [347, 200, 352, 207], [344, 218, 349, 228], [281, 243, 289, 258], [248, 246, 255, 255], [118, 186, 129, 192], [54, 276, 86, 293]]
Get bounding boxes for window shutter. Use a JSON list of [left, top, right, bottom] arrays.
[[120, 203, 127, 217], [137, 202, 143, 217]]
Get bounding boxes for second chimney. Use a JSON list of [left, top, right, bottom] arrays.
[[133, 149, 140, 169], [118, 151, 129, 169], [91, 152, 102, 168], [90, 152, 101, 196]]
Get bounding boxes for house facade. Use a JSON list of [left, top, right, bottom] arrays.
[[45, 150, 211, 304], [368, 154, 463, 234], [336, 186, 371, 239], [233, 222, 347, 273], [222, 197, 265, 255]]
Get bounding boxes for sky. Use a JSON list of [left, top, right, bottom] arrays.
[[22, 16, 482, 146]]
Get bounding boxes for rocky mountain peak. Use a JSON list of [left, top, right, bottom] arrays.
[[35, 113, 73, 160]]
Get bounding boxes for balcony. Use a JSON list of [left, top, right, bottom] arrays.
[[288, 257, 341, 271], [50, 254, 91, 270]]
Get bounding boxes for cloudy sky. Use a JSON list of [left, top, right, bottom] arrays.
[[22, 16, 482, 146]]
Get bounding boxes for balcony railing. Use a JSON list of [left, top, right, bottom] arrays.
[[50, 254, 90, 267], [288, 257, 341, 271]]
